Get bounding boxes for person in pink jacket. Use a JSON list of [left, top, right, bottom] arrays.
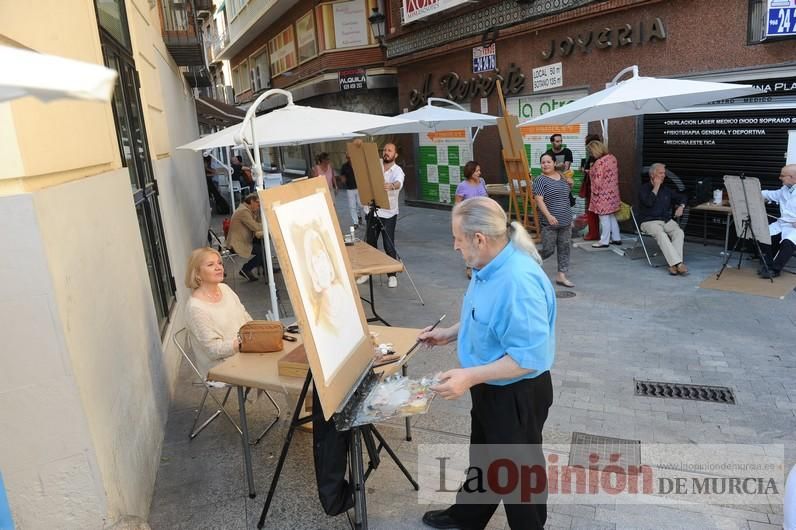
[[586, 140, 622, 248]]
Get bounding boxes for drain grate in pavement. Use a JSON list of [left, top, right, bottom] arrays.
[[634, 379, 736, 404], [556, 290, 576, 299], [569, 432, 641, 471]]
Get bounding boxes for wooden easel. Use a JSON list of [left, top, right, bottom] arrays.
[[495, 81, 541, 242]]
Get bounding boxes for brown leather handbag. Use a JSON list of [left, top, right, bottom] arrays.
[[238, 320, 284, 353]]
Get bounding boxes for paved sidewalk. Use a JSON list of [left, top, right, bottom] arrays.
[[149, 195, 795, 529]]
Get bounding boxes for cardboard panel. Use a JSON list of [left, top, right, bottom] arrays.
[[259, 177, 373, 419], [347, 141, 389, 209]]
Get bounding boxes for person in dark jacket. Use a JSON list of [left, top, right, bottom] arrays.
[[638, 163, 689, 276]]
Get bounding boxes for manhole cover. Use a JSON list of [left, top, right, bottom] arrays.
[[569, 432, 641, 471], [634, 379, 735, 404], [556, 290, 576, 298]]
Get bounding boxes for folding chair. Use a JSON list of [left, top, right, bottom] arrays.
[[173, 328, 280, 444], [628, 206, 660, 267], [208, 228, 241, 291]]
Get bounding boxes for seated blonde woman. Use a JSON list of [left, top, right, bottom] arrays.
[[185, 247, 252, 378]]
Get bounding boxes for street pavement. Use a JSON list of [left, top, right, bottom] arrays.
[[148, 193, 795, 529]]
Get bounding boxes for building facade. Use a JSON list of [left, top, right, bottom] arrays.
[[389, 0, 795, 238], [213, 0, 400, 173], [0, 0, 211, 527]]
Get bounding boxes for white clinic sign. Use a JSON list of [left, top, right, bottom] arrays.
[[532, 62, 563, 92]]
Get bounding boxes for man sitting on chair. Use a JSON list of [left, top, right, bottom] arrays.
[[758, 164, 796, 279], [227, 193, 263, 281], [638, 163, 689, 276]]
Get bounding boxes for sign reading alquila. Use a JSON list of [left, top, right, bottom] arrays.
[[339, 69, 367, 91]]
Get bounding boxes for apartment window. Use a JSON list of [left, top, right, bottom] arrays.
[[228, 0, 248, 20], [268, 26, 297, 76], [251, 50, 270, 92], [748, 0, 766, 43], [233, 61, 251, 95], [95, 0, 175, 332], [318, 0, 370, 51], [296, 11, 318, 63]]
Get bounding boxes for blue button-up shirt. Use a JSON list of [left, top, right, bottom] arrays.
[[457, 242, 556, 386]]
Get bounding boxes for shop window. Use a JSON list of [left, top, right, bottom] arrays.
[[748, 0, 766, 43], [281, 144, 310, 175], [95, 0, 176, 333]]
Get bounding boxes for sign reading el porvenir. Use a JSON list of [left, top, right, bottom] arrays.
[[409, 63, 525, 107]]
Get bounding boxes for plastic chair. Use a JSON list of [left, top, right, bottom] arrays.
[[173, 327, 280, 445]]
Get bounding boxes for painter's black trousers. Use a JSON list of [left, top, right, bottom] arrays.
[[365, 212, 398, 277], [446, 371, 553, 530]]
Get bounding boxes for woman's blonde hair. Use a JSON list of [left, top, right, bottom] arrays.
[[587, 140, 609, 159], [184, 247, 222, 289], [452, 197, 542, 264]]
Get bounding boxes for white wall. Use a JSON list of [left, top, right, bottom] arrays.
[[0, 0, 212, 525], [33, 169, 167, 522], [0, 193, 107, 528]]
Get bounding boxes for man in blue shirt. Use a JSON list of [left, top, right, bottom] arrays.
[[419, 197, 556, 530]]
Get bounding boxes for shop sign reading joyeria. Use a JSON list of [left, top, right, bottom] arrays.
[[542, 17, 667, 61]]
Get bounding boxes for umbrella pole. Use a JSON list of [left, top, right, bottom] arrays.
[[250, 120, 280, 321], [225, 146, 237, 210], [236, 90, 292, 321], [600, 119, 608, 147]]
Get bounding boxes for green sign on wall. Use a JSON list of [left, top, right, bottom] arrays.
[[417, 129, 472, 204]]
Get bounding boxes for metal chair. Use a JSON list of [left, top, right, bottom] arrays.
[[173, 327, 280, 444], [628, 206, 660, 268], [218, 180, 248, 207], [208, 228, 241, 291]]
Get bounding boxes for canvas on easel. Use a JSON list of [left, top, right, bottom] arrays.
[[724, 175, 771, 245], [347, 140, 390, 210], [259, 177, 373, 419], [495, 81, 541, 242]]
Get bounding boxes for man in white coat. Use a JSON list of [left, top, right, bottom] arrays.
[[759, 164, 796, 279]]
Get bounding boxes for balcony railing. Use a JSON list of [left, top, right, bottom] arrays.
[[182, 65, 211, 87], [208, 31, 229, 63], [158, 0, 205, 66], [196, 84, 236, 105]]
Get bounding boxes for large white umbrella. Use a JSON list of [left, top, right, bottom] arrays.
[[364, 97, 498, 135], [178, 120, 364, 151], [518, 65, 761, 142], [178, 98, 416, 152], [0, 45, 116, 103]]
